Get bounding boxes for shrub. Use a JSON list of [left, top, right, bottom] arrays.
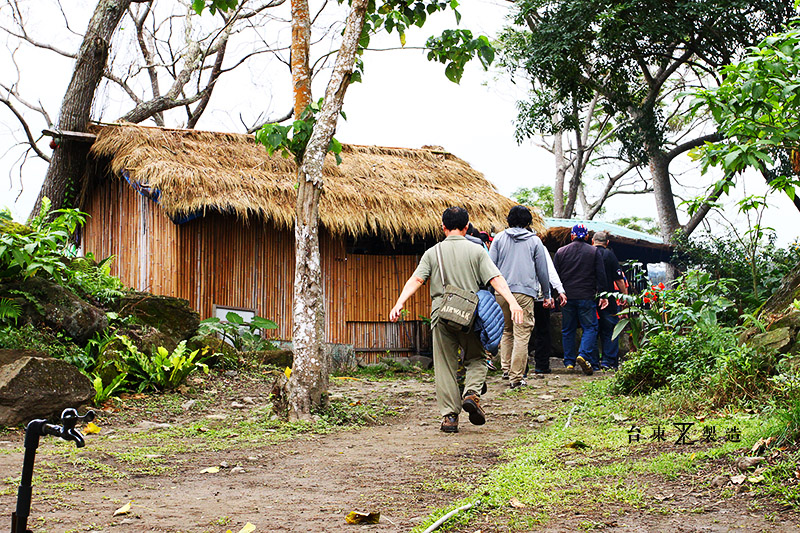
[[0, 323, 92, 371], [65, 253, 126, 305], [613, 269, 735, 350], [611, 324, 774, 403], [196, 312, 277, 352], [111, 336, 210, 392], [0, 198, 85, 281]]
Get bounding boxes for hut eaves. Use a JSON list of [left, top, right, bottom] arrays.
[[87, 123, 543, 239]]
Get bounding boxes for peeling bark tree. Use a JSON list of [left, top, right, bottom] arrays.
[[286, 0, 369, 421]]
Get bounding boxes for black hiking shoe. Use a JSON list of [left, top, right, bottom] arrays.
[[440, 414, 459, 433], [462, 391, 486, 426], [576, 355, 594, 376]]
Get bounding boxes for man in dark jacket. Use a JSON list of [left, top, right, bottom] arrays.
[[592, 231, 628, 370], [554, 224, 608, 375]]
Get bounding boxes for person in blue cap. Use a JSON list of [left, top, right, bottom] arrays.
[[553, 224, 608, 375]]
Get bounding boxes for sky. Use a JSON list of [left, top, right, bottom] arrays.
[[1, 0, 799, 246]]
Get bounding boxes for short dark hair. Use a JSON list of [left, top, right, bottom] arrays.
[[507, 205, 532, 228], [466, 223, 481, 237], [442, 206, 469, 230]]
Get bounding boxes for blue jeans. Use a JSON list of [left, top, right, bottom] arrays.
[[592, 307, 620, 369], [561, 299, 599, 369]]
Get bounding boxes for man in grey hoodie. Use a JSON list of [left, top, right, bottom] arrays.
[[489, 206, 552, 388]]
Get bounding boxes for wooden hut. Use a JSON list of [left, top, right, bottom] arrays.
[[79, 123, 542, 362]]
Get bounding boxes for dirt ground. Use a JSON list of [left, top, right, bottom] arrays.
[[0, 363, 798, 533]]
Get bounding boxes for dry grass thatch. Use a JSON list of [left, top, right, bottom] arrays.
[[88, 123, 544, 239]]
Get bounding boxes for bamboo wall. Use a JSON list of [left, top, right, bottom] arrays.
[[82, 178, 432, 360]]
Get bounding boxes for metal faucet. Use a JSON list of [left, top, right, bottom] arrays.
[[11, 408, 95, 533]]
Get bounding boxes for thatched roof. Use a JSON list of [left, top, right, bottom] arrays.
[[87, 123, 542, 239]]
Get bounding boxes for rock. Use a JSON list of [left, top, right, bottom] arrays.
[[762, 262, 800, 317], [181, 399, 196, 411], [231, 402, 246, 409], [225, 370, 238, 377], [0, 351, 94, 426], [187, 334, 237, 367], [407, 355, 433, 369], [112, 292, 200, 342], [0, 277, 107, 345], [231, 466, 246, 474], [136, 421, 173, 431], [736, 456, 765, 471], [749, 328, 793, 354], [711, 475, 728, 488], [242, 396, 255, 404], [536, 415, 548, 423], [252, 349, 293, 368]]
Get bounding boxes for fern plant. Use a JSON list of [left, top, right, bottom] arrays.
[[0, 297, 21, 325]]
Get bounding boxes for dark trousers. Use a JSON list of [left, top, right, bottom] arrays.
[[527, 300, 552, 372]]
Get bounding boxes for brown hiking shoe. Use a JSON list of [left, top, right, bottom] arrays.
[[440, 414, 459, 433], [461, 391, 486, 426]]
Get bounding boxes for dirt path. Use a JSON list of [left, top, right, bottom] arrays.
[[0, 367, 798, 532]]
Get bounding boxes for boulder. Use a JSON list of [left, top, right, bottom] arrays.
[[762, 260, 800, 317], [113, 293, 200, 342], [252, 349, 293, 368], [408, 355, 433, 369], [0, 350, 94, 426], [749, 327, 793, 354], [0, 277, 107, 345]]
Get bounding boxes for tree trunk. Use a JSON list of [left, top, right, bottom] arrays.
[[648, 147, 681, 243], [553, 129, 566, 218], [31, 0, 131, 217], [287, 0, 369, 421], [290, 0, 312, 117]]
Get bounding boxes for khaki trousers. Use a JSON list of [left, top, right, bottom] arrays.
[[433, 320, 488, 417], [497, 292, 536, 383]]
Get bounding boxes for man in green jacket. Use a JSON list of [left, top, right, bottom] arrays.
[[390, 207, 522, 434]]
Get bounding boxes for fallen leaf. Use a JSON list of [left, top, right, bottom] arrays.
[[611, 413, 629, 422], [284, 367, 292, 379], [730, 474, 746, 485], [201, 466, 220, 474], [113, 501, 132, 516], [509, 497, 526, 509], [84, 422, 101, 434], [345, 511, 380, 524], [748, 475, 765, 484], [238, 523, 256, 533], [690, 453, 696, 460]]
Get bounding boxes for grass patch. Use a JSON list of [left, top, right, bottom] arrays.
[[414, 378, 797, 532]]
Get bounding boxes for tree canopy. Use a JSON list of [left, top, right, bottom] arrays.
[[692, 21, 800, 206], [499, 0, 796, 241]]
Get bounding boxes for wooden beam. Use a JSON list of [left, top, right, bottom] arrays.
[[42, 128, 97, 143]]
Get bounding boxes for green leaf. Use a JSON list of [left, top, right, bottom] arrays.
[[612, 318, 629, 340], [192, 0, 205, 14], [251, 316, 278, 330], [226, 312, 245, 325], [444, 62, 461, 83]]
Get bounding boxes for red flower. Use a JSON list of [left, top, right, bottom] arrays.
[[643, 297, 651, 304], [658, 282, 665, 290]]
